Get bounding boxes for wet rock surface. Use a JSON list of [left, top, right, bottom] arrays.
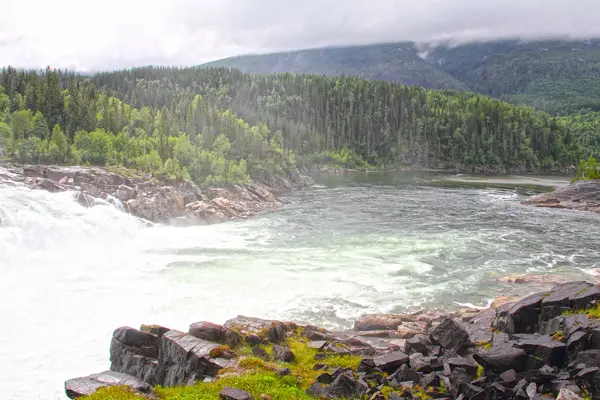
[[522, 180, 600, 213], [66, 281, 600, 399], [0, 164, 313, 224]]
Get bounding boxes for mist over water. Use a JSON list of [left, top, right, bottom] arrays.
[[1, 172, 599, 399]]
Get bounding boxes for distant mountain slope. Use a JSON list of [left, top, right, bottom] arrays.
[[203, 42, 471, 91], [427, 39, 600, 113], [203, 39, 600, 114]]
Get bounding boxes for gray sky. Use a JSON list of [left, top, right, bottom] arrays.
[[1, 0, 599, 71]]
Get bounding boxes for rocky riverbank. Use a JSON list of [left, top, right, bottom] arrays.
[[66, 280, 600, 400], [522, 180, 600, 214], [0, 164, 313, 225]]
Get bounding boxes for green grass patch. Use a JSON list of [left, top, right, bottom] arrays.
[[476, 341, 493, 351], [83, 386, 144, 399], [155, 372, 312, 400]]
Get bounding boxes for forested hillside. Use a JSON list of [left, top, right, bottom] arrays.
[[1, 66, 599, 186], [204, 43, 470, 92], [204, 39, 600, 114]]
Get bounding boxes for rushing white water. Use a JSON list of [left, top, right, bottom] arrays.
[[1, 172, 600, 399]]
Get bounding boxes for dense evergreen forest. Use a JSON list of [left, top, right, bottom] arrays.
[[1, 66, 599, 187]]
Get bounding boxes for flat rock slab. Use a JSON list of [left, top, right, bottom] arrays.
[[373, 350, 409, 372], [473, 346, 527, 373], [514, 335, 567, 367], [65, 370, 152, 399]]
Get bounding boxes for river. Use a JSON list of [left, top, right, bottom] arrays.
[[1, 172, 599, 399]]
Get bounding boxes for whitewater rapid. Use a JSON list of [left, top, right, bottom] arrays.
[[2, 173, 599, 399]]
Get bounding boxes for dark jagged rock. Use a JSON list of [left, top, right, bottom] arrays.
[[447, 357, 478, 376], [220, 386, 254, 400], [429, 318, 470, 351], [406, 334, 431, 355], [65, 370, 152, 399], [514, 334, 567, 367], [570, 349, 600, 368], [541, 282, 600, 322], [109, 327, 161, 385], [189, 321, 227, 342], [328, 372, 359, 398], [474, 346, 528, 373], [224, 316, 289, 344], [272, 345, 295, 362], [507, 293, 547, 334], [567, 330, 590, 361], [159, 330, 233, 386], [373, 350, 409, 372], [252, 347, 269, 360], [66, 281, 600, 399]]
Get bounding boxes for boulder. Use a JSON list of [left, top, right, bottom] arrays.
[[328, 372, 360, 398], [223, 316, 287, 343], [272, 345, 295, 362], [252, 348, 269, 360], [570, 349, 600, 368], [158, 330, 233, 386], [65, 370, 152, 399], [220, 386, 254, 400], [473, 346, 527, 373], [109, 327, 161, 385], [189, 321, 227, 342], [541, 282, 600, 322], [507, 292, 548, 334], [557, 388, 583, 400], [514, 334, 567, 367], [373, 350, 409, 372], [429, 318, 470, 350]]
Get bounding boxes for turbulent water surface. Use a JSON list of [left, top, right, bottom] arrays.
[[2, 172, 600, 399]]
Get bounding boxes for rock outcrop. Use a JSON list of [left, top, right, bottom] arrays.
[[66, 281, 600, 400], [0, 164, 313, 224], [523, 180, 600, 213]]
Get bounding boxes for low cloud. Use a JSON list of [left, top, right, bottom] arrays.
[[1, 0, 599, 71]]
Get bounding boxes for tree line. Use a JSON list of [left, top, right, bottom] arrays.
[[1, 66, 599, 186]]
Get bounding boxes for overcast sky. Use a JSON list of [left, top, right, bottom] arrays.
[[1, 0, 599, 71]]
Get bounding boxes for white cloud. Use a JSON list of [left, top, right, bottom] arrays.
[[1, 0, 600, 71]]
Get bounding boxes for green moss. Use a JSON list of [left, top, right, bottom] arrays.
[[562, 303, 600, 319], [551, 330, 565, 342], [588, 304, 600, 319], [475, 363, 485, 379], [208, 345, 233, 358], [476, 341, 493, 351], [238, 357, 275, 372], [582, 387, 593, 400]]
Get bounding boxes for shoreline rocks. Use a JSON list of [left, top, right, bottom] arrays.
[[66, 280, 600, 400], [522, 180, 600, 213], [0, 164, 313, 225]]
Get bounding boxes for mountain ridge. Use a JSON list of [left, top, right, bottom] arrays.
[[202, 38, 600, 114]]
